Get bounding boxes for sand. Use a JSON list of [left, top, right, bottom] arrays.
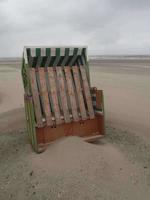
[[90, 59, 150, 142], [0, 61, 24, 114], [0, 58, 150, 199]]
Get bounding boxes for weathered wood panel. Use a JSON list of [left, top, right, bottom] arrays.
[[38, 68, 53, 126], [56, 67, 71, 123], [72, 66, 87, 120], [29, 68, 43, 126], [79, 65, 95, 119], [47, 67, 62, 124], [64, 66, 79, 121]]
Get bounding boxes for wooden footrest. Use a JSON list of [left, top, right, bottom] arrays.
[[82, 134, 104, 142]]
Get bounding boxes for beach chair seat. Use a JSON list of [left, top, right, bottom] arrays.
[[22, 47, 105, 152]]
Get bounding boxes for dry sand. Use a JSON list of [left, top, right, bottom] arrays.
[[0, 58, 150, 200], [0, 60, 23, 114], [90, 59, 150, 142]]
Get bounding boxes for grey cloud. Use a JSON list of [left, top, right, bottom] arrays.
[[110, 0, 150, 10], [0, 0, 150, 56]]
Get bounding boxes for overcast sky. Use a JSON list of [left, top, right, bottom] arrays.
[[0, 0, 150, 57]]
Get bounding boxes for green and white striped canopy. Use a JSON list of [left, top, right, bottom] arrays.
[[23, 46, 88, 67]]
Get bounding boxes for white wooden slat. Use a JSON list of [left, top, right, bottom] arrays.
[[47, 67, 62, 124], [38, 68, 53, 126], [29, 68, 43, 126], [64, 66, 79, 121], [56, 67, 71, 123], [72, 66, 87, 120], [79, 65, 95, 119]]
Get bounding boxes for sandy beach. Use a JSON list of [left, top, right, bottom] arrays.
[[0, 58, 150, 199], [90, 59, 150, 141]]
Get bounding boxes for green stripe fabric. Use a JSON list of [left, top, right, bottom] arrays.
[[53, 48, 60, 66], [24, 47, 87, 66], [23, 46, 90, 80]]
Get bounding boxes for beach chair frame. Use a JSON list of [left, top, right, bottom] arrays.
[[22, 46, 105, 152]]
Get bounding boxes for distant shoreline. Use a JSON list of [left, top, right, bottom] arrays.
[[90, 55, 150, 60], [0, 55, 150, 61]]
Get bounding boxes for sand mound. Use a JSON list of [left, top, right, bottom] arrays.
[[1, 122, 150, 199], [30, 136, 103, 172]]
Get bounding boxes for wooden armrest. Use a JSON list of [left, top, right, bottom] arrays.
[[91, 87, 104, 113]]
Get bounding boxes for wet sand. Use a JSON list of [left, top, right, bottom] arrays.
[[0, 58, 150, 199]]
